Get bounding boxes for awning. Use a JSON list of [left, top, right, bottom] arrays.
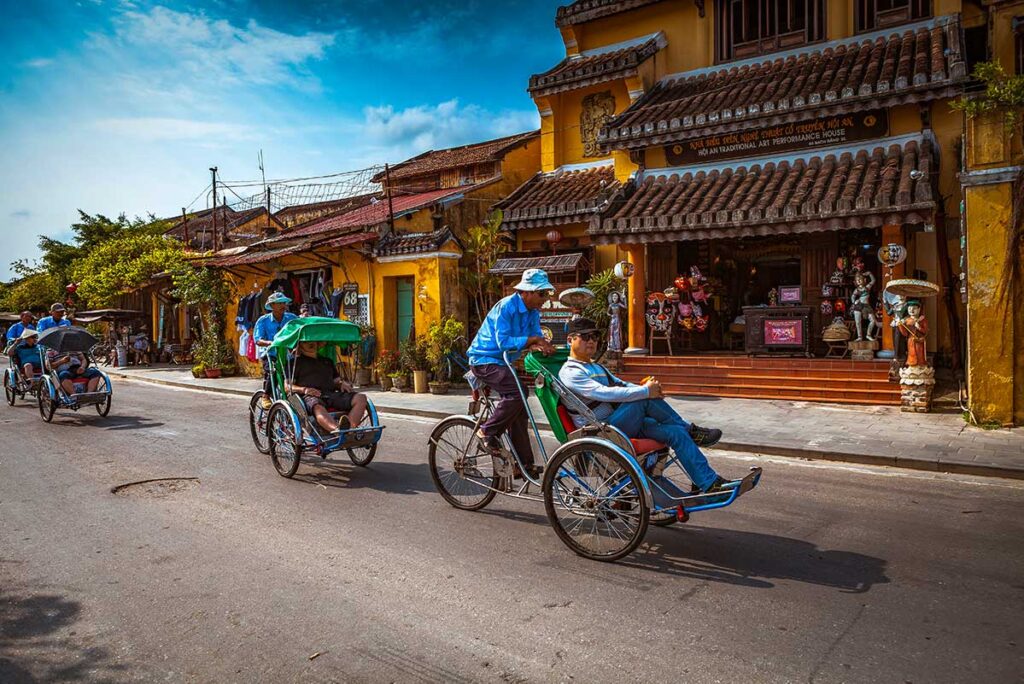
[[590, 135, 936, 244], [496, 165, 620, 229], [202, 243, 312, 268], [490, 253, 586, 275], [73, 309, 146, 324]]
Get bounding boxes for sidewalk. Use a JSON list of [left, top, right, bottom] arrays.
[[107, 363, 1024, 480]]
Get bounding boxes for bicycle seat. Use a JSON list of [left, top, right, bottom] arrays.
[[556, 404, 666, 456]]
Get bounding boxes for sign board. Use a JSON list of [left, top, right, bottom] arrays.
[[778, 286, 802, 304], [342, 283, 359, 320], [665, 109, 888, 165], [764, 319, 804, 346]]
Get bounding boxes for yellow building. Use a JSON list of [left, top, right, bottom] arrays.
[[202, 131, 540, 374], [501, 0, 1022, 419]]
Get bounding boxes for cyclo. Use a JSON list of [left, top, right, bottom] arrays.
[[249, 317, 384, 478], [35, 326, 113, 422], [4, 343, 42, 407], [428, 348, 761, 562]]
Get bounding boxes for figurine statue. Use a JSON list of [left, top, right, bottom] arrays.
[[768, 288, 779, 306], [850, 271, 879, 341], [897, 300, 928, 367], [607, 290, 625, 353]]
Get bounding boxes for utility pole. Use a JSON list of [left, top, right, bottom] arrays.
[[259, 150, 270, 233], [266, 186, 272, 233], [384, 163, 395, 235], [209, 166, 218, 252], [181, 207, 188, 249]]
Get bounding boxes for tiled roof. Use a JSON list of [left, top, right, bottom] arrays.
[[599, 16, 966, 151], [373, 228, 461, 258], [274, 194, 376, 227], [496, 165, 620, 228], [202, 243, 312, 268], [317, 231, 378, 250], [590, 136, 936, 243], [529, 33, 666, 97], [490, 253, 586, 275], [555, 0, 668, 27], [265, 187, 469, 243], [372, 131, 539, 183]]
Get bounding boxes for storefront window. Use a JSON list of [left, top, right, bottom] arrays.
[[855, 0, 931, 33], [715, 0, 826, 62]]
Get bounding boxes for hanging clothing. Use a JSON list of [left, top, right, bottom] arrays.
[[245, 333, 257, 362], [331, 288, 344, 318], [239, 330, 251, 356]]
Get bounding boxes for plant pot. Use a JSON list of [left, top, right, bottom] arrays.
[[412, 369, 429, 394], [204, 368, 222, 379], [380, 376, 394, 391], [191, 366, 204, 379], [354, 368, 372, 387], [428, 381, 450, 395], [392, 375, 408, 391]]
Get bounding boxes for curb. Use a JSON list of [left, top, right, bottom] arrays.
[[111, 371, 1024, 481]]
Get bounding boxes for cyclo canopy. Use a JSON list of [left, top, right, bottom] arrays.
[[269, 317, 362, 392]]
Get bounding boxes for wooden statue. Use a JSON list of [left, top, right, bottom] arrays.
[[897, 300, 928, 367]]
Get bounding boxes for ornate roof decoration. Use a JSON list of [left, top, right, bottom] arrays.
[[590, 136, 936, 243], [555, 0, 669, 27], [528, 33, 666, 97], [373, 227, 461, 258], [599, 16, 966, 151], [496, 164, 620, 229]]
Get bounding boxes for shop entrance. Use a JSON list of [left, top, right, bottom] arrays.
[[395, 277, 414, 342]]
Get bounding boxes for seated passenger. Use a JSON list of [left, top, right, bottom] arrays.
[[287, 340, 368, 433], [7, 328, 43, 386], [557, 317, 736, 494], [47, 348, 102, 397]]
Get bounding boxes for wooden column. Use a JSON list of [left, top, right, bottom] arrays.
[[625, 242, 647, 352], [880, 223, 906, 353]]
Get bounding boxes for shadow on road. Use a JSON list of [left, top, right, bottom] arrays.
[[292, 459, 435, 496], [479, 507, 888, 593], [0, 587, 128, 682]]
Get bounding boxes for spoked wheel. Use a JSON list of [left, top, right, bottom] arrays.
[[4, 372, 15, 406], [543, 441, 649, 562], [38, 385, 56, 423], [248, 391, 271, 454], [428, 416, 498, 511], [268, 404, 302, 478], [346, 402, 379, 467]]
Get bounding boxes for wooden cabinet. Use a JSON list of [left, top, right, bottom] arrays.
[[742, 306, 813, 356]]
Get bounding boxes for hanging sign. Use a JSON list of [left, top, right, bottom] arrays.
[[665, 109, 889, 165], [342, 283, 359, 319]]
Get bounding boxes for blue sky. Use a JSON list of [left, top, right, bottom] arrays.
[[0, 0, 565, 279]]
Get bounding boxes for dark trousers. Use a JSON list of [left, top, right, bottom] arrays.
[[261, 356, 273, 395], [472, 363, 535, 466]]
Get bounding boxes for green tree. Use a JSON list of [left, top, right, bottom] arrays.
[[464, 210, 511, 324], [70, 234, 185, 308], [0, 272, 63, 313]]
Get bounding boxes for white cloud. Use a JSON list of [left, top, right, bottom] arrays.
[[361, 99, 539, 155], [90, 6, 336, 93], [93, 117, 260, 142], [24, 58, 54, 69]]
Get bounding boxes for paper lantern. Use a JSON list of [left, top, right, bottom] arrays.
[[545, 230, 563, 246]]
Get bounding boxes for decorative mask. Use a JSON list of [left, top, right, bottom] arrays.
[[829, 270, 845, 285], [681, 316, 696, 331], [821, 284, 835, 297], [694, 315, 709, 332], [678, 303, 693, 318], [834, 299, 847, 315], [821, 300, 833, 316]]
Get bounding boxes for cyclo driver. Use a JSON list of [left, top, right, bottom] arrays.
[[467, 268, 556, 480]]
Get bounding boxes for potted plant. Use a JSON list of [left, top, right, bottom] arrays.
[[388, 370, 407, 391], [192, 329, 232, 380], [353, 325, 376, 387], [400, 336, 430, 394], [191, 363, 206, 379], [426, 316, 465, 395], [376, 350, 401, 391]]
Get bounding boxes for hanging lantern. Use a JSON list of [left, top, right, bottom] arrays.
[[613, 261, 634, 279], [65, 283, 78, 294], [878, 243, 907, 269], [545, 230, 563, 246]]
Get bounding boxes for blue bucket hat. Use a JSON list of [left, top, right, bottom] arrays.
[[514, 268, 555, 293], [265, 292, 293, 309]]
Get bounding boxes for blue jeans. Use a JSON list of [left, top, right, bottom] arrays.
[[607, 399, 718, 490]]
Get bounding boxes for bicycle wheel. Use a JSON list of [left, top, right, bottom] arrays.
[[4, 371, 15, 406], [346, 408, 379, 468], [248, 391, 271, 454], [95, 392, 111, 417], [543, 441, 650, 562], [38, 382, 56, 423], [268, 403, 302, 478], [428, 416, 498, 511]]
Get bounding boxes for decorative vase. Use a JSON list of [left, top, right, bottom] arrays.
[[204, 368, 222, 379], [413, 369, 429, 394], [380, 376, 394, 391], [392, 375, 408, 391], [428, 381, 450, 395], [354, 368, 372, 387]]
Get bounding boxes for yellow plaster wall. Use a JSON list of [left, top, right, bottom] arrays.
[[497, 137, 542, 192], [990, 2, 1024, 70]]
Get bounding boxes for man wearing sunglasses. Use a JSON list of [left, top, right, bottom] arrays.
[[467, 268, 557, 479], [558, 317, 736, 494]]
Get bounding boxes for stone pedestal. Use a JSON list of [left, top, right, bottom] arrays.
[[899, 365, 935, 412], [848, 338, 879, 361], [603, 350, 623, 373]]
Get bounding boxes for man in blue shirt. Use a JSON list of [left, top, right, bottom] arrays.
[[254, 291, 297, 407], [5, 311, 35, 343], [36, 303, 72, 333], [558, 317, 734, 493], [468, 268, 556, 479]]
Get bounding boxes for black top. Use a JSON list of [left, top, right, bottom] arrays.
[[293, 355, 338, 392]]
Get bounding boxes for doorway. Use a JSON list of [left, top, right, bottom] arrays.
[[396, 277, 414, 342]]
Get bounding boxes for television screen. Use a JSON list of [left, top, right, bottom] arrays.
[[779, 286, 802, 304]]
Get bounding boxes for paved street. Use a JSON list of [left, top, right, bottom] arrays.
[[2, 380, 1023, 683]]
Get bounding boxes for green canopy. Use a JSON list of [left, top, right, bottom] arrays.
[[268, 317, 362, 397], [524, 348, 571, 443]]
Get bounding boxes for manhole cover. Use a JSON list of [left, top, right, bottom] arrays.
[[111, 477, 199, 497]]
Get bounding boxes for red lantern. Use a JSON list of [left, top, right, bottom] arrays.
[[65, 283, 78, 294], [545, 230, 562, 245]]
